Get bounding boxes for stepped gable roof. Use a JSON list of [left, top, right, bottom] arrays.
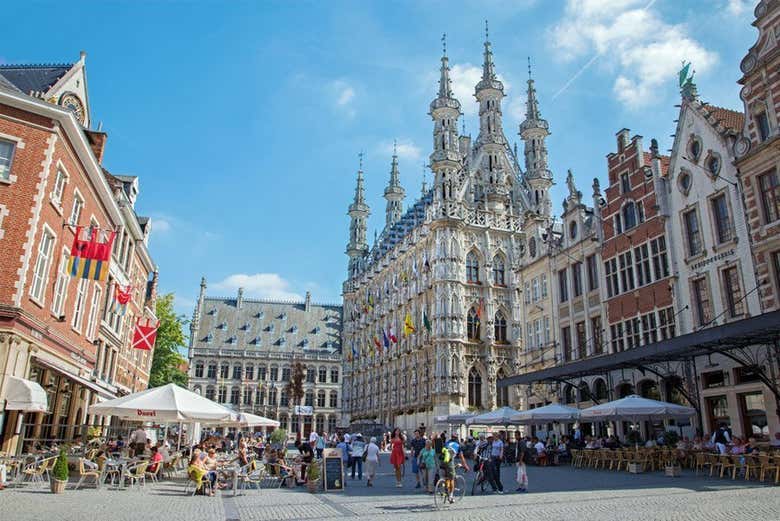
[[0, 62, 72, 96], [193, 295, 342, 353]]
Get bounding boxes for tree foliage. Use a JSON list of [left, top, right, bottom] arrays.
[[149, 293, 188, 388]]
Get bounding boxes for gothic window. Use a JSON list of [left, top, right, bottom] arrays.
[[468, 367, 482, 408], [496, 369, 509, 407], [593, 378, 608, 401], [494, 311, 507, 343], [466, 251, 480, 283], [492, 255, 505, 285], [467, 307, 481, 341], [528, 237, 537, 258]]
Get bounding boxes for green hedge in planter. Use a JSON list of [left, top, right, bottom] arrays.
[[52, 448, 69, 481]]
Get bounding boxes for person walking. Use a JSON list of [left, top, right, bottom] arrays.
[[130, 426, 147, 457], [490, 432, 505, 494], [515, 441, 528, 492], [315, 431, 326, 459], [350, 434, 366, 480], [418, 439, 436, 493], [365, 436, 381, 487], [389, 428, 406, 487], [410, 429, 426, 489], [336, 435, 351, 488]]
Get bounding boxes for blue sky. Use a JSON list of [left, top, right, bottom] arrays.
[[3, 0, 758, 316]]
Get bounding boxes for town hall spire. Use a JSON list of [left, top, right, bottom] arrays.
[[520, 58, 552, 218], [430, 33, 462, 202], [384, 140, 405, 228], [346, 153, 370, 277]]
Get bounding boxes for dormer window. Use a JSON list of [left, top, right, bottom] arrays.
[[242, 323, 251, 331], [302, 338, 309, 348], [218, 322, 227, 330], [312, 326, 321, 334], [279, 313, 287, 321], [256, 311, 264, 319], [569, 221, 578, 239], [279, 336, 286, 346], [290, 325, 298, 334], [267, 324, 275, 332], [226, 336, 236, 345], [205, 332, 213, 343], [253, 336, 262, 345], [706, 153, 721, 177], [688, 136, 702, 162], [620, 172, 631, 194], [208, 308, 216, 315], [756, 111, 771, 142]]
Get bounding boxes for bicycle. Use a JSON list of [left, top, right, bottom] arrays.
[[471, 457, 490, 496], [433, 464, 466, 509]]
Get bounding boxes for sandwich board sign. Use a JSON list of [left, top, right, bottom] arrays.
[[322, 447, 343, 491]]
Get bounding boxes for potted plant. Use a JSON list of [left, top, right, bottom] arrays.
[[306, 459, 321, 493], [51, 448, 69, 494]]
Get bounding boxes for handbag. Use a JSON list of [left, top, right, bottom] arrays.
[[362, 452, 367, 462]]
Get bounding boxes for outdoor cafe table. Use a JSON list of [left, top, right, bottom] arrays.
[[218, 463, 241, 496], [104, 457, 137, 489]]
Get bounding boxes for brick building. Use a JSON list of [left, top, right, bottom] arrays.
[[734, 0, 780, 313], [0, 54, 157, 453]]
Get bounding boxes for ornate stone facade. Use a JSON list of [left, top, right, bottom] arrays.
[[342, 34, 555, 431]]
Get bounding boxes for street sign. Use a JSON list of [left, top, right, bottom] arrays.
[[294, 405, 314, 416]]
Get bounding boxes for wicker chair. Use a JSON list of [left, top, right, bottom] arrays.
[[757, 454, 779, 483], [22, 456, 57, 488], [74, 458, 101, 490], [720, 455, 737, 479], [743, 455, 761, 480], [184, 468, 212, 496], [122, 461, 149, 490]]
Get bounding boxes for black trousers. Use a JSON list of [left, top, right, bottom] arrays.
[[489, 457, 503, 491]]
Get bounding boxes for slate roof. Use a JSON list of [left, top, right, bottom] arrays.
[[193, 296, 342, 354], [0, 73, 21, 93], [370, 190, 433, 262], [0, 63, 71, 96]]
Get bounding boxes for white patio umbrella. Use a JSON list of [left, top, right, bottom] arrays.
[[445, 412, 477, 425], [88, 383, 235, 422], [466, 406, 523, 426], [228, 412, 280, 428], [580, 394, 695, 422], [510, 403, 581, 424]]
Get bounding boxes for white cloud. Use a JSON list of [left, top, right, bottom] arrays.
[[329, 79, 356, 117], [725, 0, 750, 16], [154, 218, 171, 233], [213, 273, 303, 301], [450, 63, 512, 116], [377, 138, 422, 161], [549, 0, 718, 108]]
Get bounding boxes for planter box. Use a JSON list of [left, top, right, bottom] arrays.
[[50, 479, 67, 494], [306, 479, 321, 493], [665, 465, 681, 477], [627, 463, 644, 474]]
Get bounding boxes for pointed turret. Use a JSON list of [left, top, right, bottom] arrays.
[[384, 141, 405, 227], [189, 277, 207, 359], [475, 21, 506, 147], [520, 58, 553, 218], [346, 154, 370, 277], [430, 33, 462, 203]]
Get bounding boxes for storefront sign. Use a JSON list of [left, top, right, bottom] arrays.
[[323, 448, 343, 491], [690, 249, 735, 271], [136, 409, 157, 417]]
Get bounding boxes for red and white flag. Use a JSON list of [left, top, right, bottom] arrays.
[[132, 318, 160, 350]]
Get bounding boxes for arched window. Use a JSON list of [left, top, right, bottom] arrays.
[[220, 363, 229, 379], [496, 369, 509, 407], [194, 362, 204, 378], [617, 383, 634, 398], [256, 387, 265, 405], [663, 376, 686, 405], [317, 390, 326, 407], [205, 386, 215, 401], [268, 387, 277, 406], [578, 382, 591, 402], [622, 201, 637, 230], [279, 389, 289, 407], [305, 390, 314, 407], [193, 385, 202, 395], [593, 378, 608, 401], [494, 311, 507, 343], [492, 255, 505, 285], [466, 251, 480, 283], [218, 385, 227, 403], [638, 380, 660, 401], [207, 363, 217, 379], [468, 368, 482, 408], [467, 307, 481, 341], [230, 386, 240, 405], [563, 385, 576, 404]]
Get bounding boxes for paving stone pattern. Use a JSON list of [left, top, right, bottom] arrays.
[[2, 463, 778, 520]]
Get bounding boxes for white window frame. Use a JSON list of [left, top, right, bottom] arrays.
[[29, 224, 56, 305], [0, 203, 8, 240], [0, 137, 19, 183], [50, 163, 69, 209], [68, 188, 85, 226], [71, 278, 89, 333], [51, 247, 71, 317], [541, 273, 548, 298], [86, 283, 102, 340]]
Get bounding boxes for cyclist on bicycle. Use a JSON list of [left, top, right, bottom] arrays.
[[440, 433, 470, 484]]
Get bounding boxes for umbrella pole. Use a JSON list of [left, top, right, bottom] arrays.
[[177, 422, 183, 451]]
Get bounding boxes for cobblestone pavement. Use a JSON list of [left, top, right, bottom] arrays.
[[3, 462, 778, 521]]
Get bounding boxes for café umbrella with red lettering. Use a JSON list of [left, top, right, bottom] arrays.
[[88, 383, 234, 422]]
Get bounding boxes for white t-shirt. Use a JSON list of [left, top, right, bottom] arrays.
[[309, 431, 319, 444], [131, 429, 147, 444], [365, 442, 380, 462], [534, 441, 546, 454]]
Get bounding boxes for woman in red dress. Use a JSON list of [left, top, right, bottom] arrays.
[[389, 428, 405, 487]]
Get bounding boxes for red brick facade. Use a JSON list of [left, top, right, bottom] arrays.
[[735, 0, 780, 312]]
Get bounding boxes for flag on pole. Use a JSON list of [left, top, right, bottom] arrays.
[[373, 335, 382, 354], [382, 328, 390, 349], [389, 325, 398, 344], [68, 226, 116, 281], [424, 311, 432, 333], [110, 284, 132, 316], [352, 342, 358, 360], [476, 298, 484, 319], [132, 318, 160, 350], [403, 313, 415, 336]]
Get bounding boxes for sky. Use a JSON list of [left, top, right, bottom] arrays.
[[2, 0, 759, 317]]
